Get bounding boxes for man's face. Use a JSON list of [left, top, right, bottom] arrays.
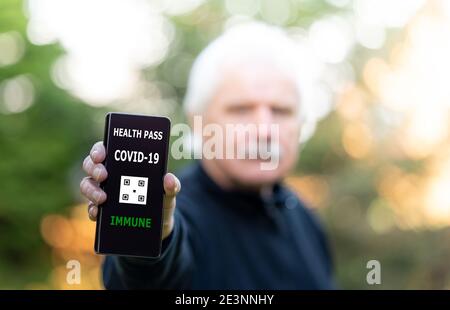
[[201, 63, 301, 189]]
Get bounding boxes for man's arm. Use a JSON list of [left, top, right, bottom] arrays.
[[102, 210, 195, 289], [80, 141, 193, 289]]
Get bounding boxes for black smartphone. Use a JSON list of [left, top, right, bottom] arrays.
[[94, 112, 171, 258]]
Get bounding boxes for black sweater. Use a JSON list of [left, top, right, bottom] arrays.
[[103, 162, 335, 289]]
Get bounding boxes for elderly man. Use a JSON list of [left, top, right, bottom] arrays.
[[80, 23, 335, 289]]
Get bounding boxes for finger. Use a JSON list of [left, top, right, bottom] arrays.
[[82, 156, 108, 182], [161, 174, 179, 239], [163, 173, 180, 211], [80, 177, 107, 205], [87, 202, 98, 221], [90, 141, 106, 164], [164, 173, 181, 197]]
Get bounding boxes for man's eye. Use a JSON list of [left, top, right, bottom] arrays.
[[229, 106, 252, 114], [272, 107, 292, 116]]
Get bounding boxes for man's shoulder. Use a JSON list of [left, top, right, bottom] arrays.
[[281, 185, 328, 239]]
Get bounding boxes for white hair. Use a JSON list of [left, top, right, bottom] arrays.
[[183, 21, 316, 125]]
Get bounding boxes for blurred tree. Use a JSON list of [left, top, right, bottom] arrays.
[[0, 0, 98, 288]]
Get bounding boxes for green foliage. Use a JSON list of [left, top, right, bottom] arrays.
[[0, 0, 98, 288]]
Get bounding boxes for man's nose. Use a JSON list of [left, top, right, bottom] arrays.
[[255, 106, 273, 140]]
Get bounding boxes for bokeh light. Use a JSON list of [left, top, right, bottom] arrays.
[[37, 204, 102, 289]]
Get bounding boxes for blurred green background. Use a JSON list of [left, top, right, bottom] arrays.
[[1, 0, 450, 289]]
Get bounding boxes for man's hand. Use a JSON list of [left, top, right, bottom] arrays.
[[80, 141, 180, 239]]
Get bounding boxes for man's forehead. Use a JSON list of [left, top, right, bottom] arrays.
[[222, 61, 296, 81], [216, 69, 299, 105]]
